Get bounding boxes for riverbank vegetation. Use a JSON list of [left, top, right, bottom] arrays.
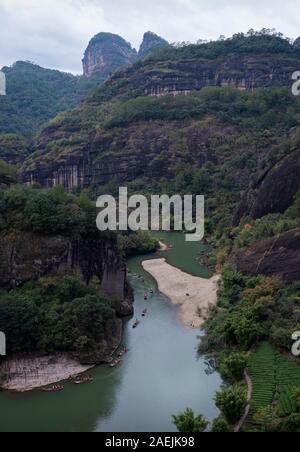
[[0, 276, 118, 356], [195, 269, 300, 432], [172, 409, 209, 433], [173, 265, 300, 432], [117, 231, 159, 257]]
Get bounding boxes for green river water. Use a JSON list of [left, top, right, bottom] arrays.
[[0, 232, 221, 432]]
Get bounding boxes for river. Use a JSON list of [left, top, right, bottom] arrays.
[[0, 233, 221, 432]]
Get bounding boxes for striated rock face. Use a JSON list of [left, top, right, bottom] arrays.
[[107, 54, 300, 98], [233, 229, 300, 285], [0, 355, 95, 391], [23, 120, 224, 190], [82, 32, 137, 78], [233, 147, 300, 225], [138, 31, 169, 60], [0, 232, 133, 314]]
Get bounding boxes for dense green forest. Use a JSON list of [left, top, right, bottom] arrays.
[[149, 30, 300, 62], [0, 184, 101, 238], [0, 61, 104, 136], [106, 87, 299, 130], [0, 276, 117, 355]]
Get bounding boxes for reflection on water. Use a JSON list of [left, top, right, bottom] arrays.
[[0, 234, 221, 432]]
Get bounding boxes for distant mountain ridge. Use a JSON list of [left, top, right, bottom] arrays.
[[0, 61, 104, 137]]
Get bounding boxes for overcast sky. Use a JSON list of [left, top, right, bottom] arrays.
[[0, 0, 299, 74]]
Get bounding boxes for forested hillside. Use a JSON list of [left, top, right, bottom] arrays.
[[0, 61, 104, 136]]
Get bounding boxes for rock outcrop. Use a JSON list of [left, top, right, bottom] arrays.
[[0, 232, 133, 315], [233, 228, 300, 285], [233, 147, 300, 225], [138, 31, 169, 60], [0, 355, 95, 392], [82, 32, 137, 78], [107, 54, 300, 98]]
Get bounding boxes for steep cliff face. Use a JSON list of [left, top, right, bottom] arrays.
[[0, 232, 133, 314], [82, 32, 138, 78], [105, 54, 300, 98], [233, 228, 300, 285], [233, 146, 300, 225], [23, 120, 241, 190], [138, 32, 169, 60]]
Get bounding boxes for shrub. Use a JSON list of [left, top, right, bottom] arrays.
[[215, 386, 247, 424], [172, 409, 208, 433]]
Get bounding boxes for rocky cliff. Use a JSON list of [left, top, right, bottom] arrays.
[[104, 53, 300, 99], [0, 232, 133, 315], [24, 119, 222, 190], [82, 32, 138, 78], [138, 32, 169, 60], [233, 146, 300, 225], [22, 34, 300, 191], [233, 228, 300, 285]]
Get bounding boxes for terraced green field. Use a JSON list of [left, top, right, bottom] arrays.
[[248, 343, 300, 420], [276, 354, 300, 417], [248, 342, 276, 412]]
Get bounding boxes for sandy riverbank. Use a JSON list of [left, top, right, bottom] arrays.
[[142, 258, 220, 329], [0, 355, 94, 392]]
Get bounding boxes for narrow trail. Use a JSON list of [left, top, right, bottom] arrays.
[[234, 370, 253, 433]]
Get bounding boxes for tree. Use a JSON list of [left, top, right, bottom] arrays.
[[278, 414, 300, 432], [219, 353, 248, 382], [293, 388, 300, 413], [215, 386, 247, 424], [211, 417, 231, 432], [172, 409, 208, 433]]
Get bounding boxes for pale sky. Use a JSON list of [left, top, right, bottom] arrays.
[[0, 0, 299, 74]]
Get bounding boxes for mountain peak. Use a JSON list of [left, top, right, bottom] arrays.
[[294, 36, 300, 47], [138, 31, 169, 60], [82, 32, 138, 78]]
